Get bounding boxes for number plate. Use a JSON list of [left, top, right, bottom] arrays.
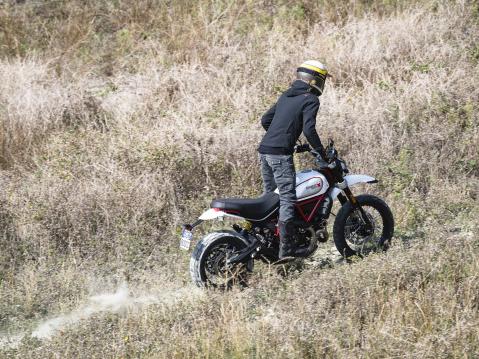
[[179, 228, 193, 250]]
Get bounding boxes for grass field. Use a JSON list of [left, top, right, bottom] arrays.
[[0, 0, 478, 357]]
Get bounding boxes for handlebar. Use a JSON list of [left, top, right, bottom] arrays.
[[294, 139, 337, 162], [294, 139, 349, 175]]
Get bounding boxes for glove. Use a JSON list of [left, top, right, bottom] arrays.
[[294, 144, 311, 153], [315, 146, 327, 159], [315, 154, 329, 169]]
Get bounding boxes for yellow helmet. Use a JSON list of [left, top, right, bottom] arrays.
[[297, 60, 330, 95]]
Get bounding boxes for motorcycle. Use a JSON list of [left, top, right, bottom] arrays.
[[180, 139, 394, 288]]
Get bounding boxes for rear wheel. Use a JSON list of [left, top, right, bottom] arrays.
[[333, 194, 394, 258], [190, 232, 251, 288]]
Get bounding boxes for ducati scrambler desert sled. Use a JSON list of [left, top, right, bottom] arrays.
[[180, 140, 394, 288]]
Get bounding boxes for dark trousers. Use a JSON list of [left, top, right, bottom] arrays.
[[259, 153, 296, 222]]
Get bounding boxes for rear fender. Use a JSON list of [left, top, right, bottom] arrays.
[[194, 212, 253, 245], [216, 229, 255, 246], [199, 208, 245, 221], [183, 209, 244, 233], [330, 174, 378, 200]]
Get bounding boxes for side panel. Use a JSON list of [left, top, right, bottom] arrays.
[[330, 174, 377, 200]]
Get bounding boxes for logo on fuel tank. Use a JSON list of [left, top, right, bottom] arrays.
[[305, 178, 322, 190]]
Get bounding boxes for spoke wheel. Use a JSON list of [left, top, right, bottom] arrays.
[[344, 207, 384, 254], [190, 232, 251, 289], [203, 243, 248, 287], [333, 194, 394, 258]]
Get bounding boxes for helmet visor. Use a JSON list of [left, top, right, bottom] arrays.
[[297, 67, 328, 94], [312, 74, 326, 94]]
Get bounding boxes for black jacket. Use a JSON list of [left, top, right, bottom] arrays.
[[258, 80, 324, 155]]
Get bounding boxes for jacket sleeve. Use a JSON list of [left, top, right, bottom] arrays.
[[261, 103, 276, 131], [302, 98, 324, 153]]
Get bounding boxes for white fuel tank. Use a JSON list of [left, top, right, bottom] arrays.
[[295, 169, 329, 199]]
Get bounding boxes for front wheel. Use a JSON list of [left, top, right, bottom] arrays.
[[333, 194, 394, 258], [190, 232, 251, 288]]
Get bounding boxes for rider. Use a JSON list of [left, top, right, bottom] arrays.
[[258, 60, 330, 259]]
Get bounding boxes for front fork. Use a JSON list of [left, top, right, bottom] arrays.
[[340, 187, 374, 232]]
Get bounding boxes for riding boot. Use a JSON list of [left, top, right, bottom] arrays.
[[278, 221, 296, 259]]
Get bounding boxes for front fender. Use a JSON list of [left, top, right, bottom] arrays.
[[330, 174, 378, 200]]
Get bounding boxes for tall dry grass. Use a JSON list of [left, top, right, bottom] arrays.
[[0, 0, 478, 357]]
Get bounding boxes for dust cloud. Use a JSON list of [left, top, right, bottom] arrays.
[[1, 282, 202, 349]]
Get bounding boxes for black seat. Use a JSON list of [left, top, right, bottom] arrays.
[[210, 192, 279, 221]]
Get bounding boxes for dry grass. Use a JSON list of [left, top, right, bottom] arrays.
[[0, 0, 478, 357]]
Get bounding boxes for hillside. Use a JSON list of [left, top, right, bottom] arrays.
[[0, 0, 478, 357]]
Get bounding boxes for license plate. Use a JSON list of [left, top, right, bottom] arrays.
[[179, 228, 193, 250]]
